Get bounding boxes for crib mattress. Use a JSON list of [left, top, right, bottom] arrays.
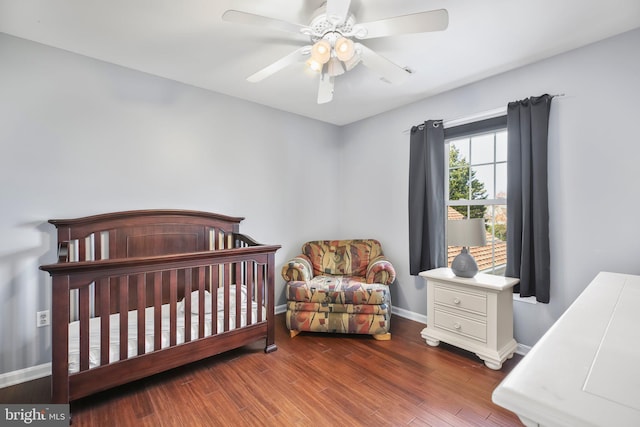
[[68, 286, 264, 373]]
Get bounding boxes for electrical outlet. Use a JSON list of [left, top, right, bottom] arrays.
[[37, 310, 49, 327]]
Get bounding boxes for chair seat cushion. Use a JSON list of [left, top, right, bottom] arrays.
[[286, 276, 390, 305]]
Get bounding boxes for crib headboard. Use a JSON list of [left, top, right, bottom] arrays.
[[42, 209, 276, 316], [49, 210, 245, 262]]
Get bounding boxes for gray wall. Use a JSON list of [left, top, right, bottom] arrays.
[[338, 28, 640, 346], [0, 33, 340, 375], [2, 27, 640, 377]]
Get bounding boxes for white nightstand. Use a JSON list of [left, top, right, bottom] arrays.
[[419, 268, 519, 370]]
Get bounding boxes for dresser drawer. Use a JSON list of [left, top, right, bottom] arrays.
[[434, 309, 487, 342], [434, 285, 487, 316]]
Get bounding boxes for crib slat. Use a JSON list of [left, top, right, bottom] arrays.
[[235, 262, 242, 329], [137, 273, 145, 355], [197, 267, 205, 339], [224, 263, 231, 332], [108, 230, 117, 258], [184, 269, 192, 343], [257, 264, 264, 322], [119, 276, 129, 361], [213, 230, 223, 251], [169, 270, 177, 346], [205, 262, 212, 293], [78, 237, 86, 262], [246, 261, 254, 325], [99, 278, 110, 366], [79, 286, 90, 372], [211, 265, 218, 335], [94, 232, 102, 260], [153, 272, 162, 351]]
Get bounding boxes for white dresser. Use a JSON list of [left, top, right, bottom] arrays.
[[420, 268, 519, 370], [492, 272, 640, 427]]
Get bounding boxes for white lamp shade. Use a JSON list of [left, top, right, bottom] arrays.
[[447, 218, 487, 247]]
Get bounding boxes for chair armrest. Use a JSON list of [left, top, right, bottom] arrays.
[[366, 256, 396, 285], [281, 255, 313, 282]]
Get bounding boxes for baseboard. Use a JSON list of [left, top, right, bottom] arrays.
[[392, 306, 427, 324], [275, 303, 287, 315], [516, 343, 531, 356], [0, 363, 51, 390]]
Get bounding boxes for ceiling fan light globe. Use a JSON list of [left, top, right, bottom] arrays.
[[306, 58, 323, 73], [335, 37, 355, 61], [327, 57, 345, 77], [311, 40, 331, 64]]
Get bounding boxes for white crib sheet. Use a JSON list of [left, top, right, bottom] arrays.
[[68, 286, 265, 373]]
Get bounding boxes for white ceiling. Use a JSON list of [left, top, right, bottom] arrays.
[[1, 0, 639, 125]]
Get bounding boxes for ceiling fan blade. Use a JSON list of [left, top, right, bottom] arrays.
[[325, 0, 352, 25], [247, 46, 311, 83], [317, 72, 335, 104], [356, 9, 449, 39], [357, 43, 410, 84], [222, 10, 307, 35]]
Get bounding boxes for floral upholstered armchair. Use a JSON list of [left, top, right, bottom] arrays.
[[282, 239, 396, 340]]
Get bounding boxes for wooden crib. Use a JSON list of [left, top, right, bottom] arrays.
[[39, 210, 280, 404]]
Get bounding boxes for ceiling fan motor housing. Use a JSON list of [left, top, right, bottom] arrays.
[[308, 9, 356, 41]]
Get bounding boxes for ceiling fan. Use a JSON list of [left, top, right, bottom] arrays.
[[222, 0, 448, 104]]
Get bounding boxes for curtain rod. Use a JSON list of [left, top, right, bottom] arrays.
[[403, 93, 565, 134]]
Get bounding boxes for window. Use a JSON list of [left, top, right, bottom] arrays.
[[445, 117, 507, 276]]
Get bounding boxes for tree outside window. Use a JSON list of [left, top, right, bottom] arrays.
[[448, 145, 488, 219]]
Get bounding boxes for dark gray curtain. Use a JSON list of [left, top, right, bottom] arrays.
[[506, 94, 552, 303], [408, 120, 446, 275]]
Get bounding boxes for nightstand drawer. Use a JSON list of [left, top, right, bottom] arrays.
[[434, 309, 487, 342], [434, 285, 487, 316]]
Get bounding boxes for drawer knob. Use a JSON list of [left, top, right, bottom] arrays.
[[453, 298, 461, 304], [454, 323, 461, 330]]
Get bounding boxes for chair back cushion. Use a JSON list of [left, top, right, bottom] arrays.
[[302, 239, 384, 278]]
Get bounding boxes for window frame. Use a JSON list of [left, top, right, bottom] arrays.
[[444, 115, 508, 275]]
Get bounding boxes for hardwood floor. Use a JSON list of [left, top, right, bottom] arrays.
[[1, 314, 524, 426]]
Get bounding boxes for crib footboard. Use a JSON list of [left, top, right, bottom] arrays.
[[43, 247, 278, 403]]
